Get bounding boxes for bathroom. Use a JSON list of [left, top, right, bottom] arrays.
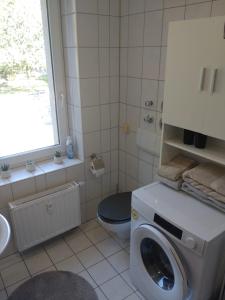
[[0, 0, 225, 299]]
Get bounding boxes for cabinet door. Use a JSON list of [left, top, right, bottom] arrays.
[[163, 18, 217, 132], [203, 17, 225, 140]]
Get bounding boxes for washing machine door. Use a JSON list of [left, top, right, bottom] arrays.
[[131, 224, 188, 300]]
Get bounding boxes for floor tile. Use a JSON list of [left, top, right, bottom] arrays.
[[65, 231, 92, 253], [77, 246, 104, 268], [125, 293, 140, 300], [1, 261, 29, 287], [0, 253, 22, 272], [87, 260, 117, 285], [96, 238, 121, 257], [23, 248, 52, 275], [0, 290, 7, 300], [121, 269, 136, 291], [85, 227, 109, 244], [78, 270, 97, 288], [80, 219, 100, 232], [56, 255, 84, 274], [33, 265, 56, 276], [0, 277, 4, 291], [135, 291, 146, 299], [107, 250, 130, 273], [94, 287, 108, 300], [45, 238, 73, 263], [100, 275, 133, 300]]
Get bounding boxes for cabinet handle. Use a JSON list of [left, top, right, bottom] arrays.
[[199, 67, 206, 92], [210, 68, 217, 95]]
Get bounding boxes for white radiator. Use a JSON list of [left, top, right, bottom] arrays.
[[9, 182, 81, 252]]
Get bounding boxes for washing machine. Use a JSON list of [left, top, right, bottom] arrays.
[[130, 182, 225, 300]]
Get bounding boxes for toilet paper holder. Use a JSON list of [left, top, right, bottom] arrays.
[[89, 153, 105, 177]]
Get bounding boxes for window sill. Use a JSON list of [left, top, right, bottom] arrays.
[[0, 157, 83, 187]]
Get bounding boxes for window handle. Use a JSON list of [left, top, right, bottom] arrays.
[[210, 68, 217, 95], [199, 67, 206, 92]]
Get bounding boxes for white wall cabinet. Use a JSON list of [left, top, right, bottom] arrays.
[[163, 16, 225, 141]]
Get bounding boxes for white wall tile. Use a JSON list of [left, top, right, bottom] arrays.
[[46, 170, 66, 189], [60, 0, 76, 15], [186, 0, 210, 4], [142, 47, 161, 79], [129, 14, 145, 47], [110, 103, 119, 128], [110, 77, 119, 102], [145, 0, 163, 11], [100, 78, 110, 104], [82, 106, 101, 133], [157, 81, 165, 112], [129, 0, 145, 14], [84, 132, 101, 157], [121, 0, 129, 16], [78, 48, 99, 78], [119, 103, 126, 126], [99, 48, 110, 77], [101, 130, 111, 152], [11, 178, 36, 200], [138, 161, 153, 185], [212, 0, 225, 16], [164, 0, 185, 8], [128, 47, 143, 78], [126, 105, 140, 132], [110, 17, 120, 47], [126, 132, 138, 156], [144, 11, 163, 46], [120, 17, 129, 47], [80, 78, 99, 107], [86, 178, 102, 201], [140, 109, 156, 131], [110, 48, 119, 77], [64, 47, 79, 78], [111, 128, 119, 150], [111, 150, 119, 171], [102, 152, 111, 173], [127, 78, 142, 106], [185, 2, 212, 19], [77, 14, 98, 47], [162, 7, 185, 46], [99, 0, 110, 15], [159, 46, 167, 81], [99, 16, 110, 47], [120, 48, 128, 77], [66, 78, 81, 106], [0, 184, 13, 208], [126, 154, 138, 179], [75, 0, 98, 13], [120, 77, 128, 102], [110, 0, 120, 16], [62, 14, 77, 47], [141, 79, 158, 110], [101, 105, 111, 129]]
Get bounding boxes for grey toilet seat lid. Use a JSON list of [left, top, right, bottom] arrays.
[[98, 192, 132, 224]]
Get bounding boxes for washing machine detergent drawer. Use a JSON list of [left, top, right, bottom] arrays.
[[130, 224, 188, 300]]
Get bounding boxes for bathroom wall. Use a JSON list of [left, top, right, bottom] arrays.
[[118, 0, 225, 192], [61, 0, 120, 221]]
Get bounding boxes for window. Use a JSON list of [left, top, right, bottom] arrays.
[[0, 0, 67, 166]]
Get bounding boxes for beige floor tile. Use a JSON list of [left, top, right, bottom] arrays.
[[0, 253, 22, 272], [1, 262, 29, 287], [45, 238, 73, 263], [85, 227, 109, 244], [33, 265, 56, 276], [125, 293, 141, 300], [87, 260, 117, 285], [107, 250, 130, 273], [0, 289, 7, 300], [96, 238, 121, 257], [65, 231, 92, 253], [23, 248, 52, 275], [77, 246, 104, 268], [6, 278, 29, 296], [121, 269, 136, 291], [80, 219, 100, 232], [78, 270, 97, 288], [94, 287, 107, 300], [56, 255, 84, 274], [100, 275, 133, 300]]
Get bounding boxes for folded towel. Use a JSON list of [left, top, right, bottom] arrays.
[[156, 175, 182, 191], [158, 155, 197, 181], [183, 163, 225, 199], [182, 182, 225, 213]]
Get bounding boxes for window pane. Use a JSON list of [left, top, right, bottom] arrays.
[[0, 0, 59, 158]]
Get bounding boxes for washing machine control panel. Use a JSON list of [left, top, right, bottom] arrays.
[[184, 236, 196, 249]]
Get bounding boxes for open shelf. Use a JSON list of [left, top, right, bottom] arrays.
[[164, 138, 225, 166]]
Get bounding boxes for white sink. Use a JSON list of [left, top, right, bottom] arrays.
[[0, 214, 10, 255]]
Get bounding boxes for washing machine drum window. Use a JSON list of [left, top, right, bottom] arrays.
[[141, 238, 174, 290]]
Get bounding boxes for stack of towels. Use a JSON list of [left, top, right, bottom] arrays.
[[157, 155, 197, 190], [182, 163, 225, 212]]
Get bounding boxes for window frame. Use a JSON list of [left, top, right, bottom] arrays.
[[0, 0, 68, 167]]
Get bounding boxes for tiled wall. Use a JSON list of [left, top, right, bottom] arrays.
[[61, 0, 121, 221], [118, 0, 225, 192]]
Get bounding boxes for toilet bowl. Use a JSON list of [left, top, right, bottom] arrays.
[[97, 192, 131, 239]]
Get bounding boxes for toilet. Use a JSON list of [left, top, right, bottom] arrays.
[[97, 192, 132, 239]]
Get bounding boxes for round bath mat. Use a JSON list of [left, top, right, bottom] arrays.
[[8, 271, 98, 300]]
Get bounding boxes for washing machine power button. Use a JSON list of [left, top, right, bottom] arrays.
[[185, 237, 196, 249]]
